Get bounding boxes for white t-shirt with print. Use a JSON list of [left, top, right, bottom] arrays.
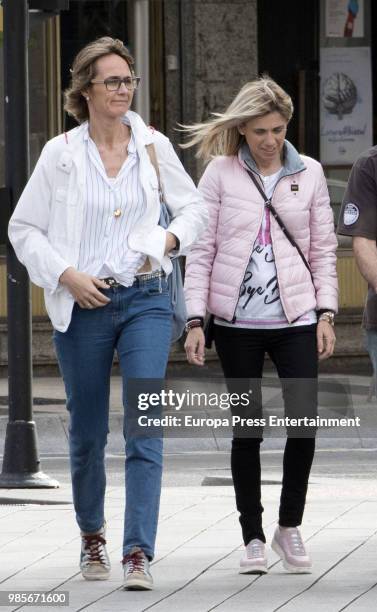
[[216, 168, 316, 329]]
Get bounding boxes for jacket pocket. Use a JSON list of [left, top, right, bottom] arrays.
[[55, 187, 68, 204]]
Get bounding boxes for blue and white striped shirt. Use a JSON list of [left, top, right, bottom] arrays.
[[77, 121, 147, 285]]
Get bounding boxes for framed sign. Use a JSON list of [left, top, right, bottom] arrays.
[[326, 0, 364, 38], [320, 46, 372, 165]]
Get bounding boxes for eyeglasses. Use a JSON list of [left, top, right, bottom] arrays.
[[90, 76, 141, 91]]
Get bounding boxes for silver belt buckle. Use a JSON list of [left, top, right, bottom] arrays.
[[102, 277, 120, 288]]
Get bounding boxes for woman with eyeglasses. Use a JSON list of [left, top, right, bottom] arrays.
[[183, 76, 338, 575], [8, 37, 207, 591]]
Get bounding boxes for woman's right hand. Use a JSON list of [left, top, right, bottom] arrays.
[[184, 327, 206, 366], [59, 267, 111, 309]]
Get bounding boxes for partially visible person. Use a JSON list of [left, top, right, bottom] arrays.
[[183, 76, 338, 575], [337, 145, 377, 399], [8, 37, 207, 591]]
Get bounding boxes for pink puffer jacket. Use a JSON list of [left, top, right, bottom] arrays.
[[184, 141, 338, 323]]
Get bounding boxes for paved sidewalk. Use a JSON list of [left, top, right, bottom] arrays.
[[1, 373, 377, 610], [0, 475, 377, 612]]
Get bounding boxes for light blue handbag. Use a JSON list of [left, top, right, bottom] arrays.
[[146, 144, 187, 343]]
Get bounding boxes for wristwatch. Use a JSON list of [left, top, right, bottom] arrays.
[[318, 311, 335, 327]]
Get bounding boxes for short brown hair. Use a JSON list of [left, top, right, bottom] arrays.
[[64, 37, 135, 124]]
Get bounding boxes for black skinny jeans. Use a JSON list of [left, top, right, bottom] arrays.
[[214, 323, 318, 545]]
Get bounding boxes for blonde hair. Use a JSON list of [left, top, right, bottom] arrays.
[[181, 75, 293, 161], [64, 37, 135, 124]]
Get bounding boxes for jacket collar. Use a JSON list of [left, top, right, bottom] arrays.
[[239, 139, 306, 178], [65, 110, 153, 160]]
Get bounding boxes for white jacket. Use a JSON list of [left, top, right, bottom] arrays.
[[8, 111, 207, 332]]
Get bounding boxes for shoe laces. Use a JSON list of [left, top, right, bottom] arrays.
[[82, 534, 107, 564], [287, 529, 306, 555], [246, 539, 265, 558], [123, 549, 147, 574]]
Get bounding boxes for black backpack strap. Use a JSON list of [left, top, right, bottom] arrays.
[[246, 169, 313, 283]]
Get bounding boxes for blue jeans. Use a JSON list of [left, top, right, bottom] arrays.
[[53, 275, 172, 560]]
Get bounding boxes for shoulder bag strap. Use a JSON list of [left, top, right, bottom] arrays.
[[145, 142, 164, 203], [245, 168, 313, 282]]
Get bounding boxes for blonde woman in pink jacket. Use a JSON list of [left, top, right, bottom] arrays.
[[183, 77, 338, 575]]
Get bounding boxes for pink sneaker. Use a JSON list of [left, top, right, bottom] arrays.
[[239, 539, 268, 574], [271, 526, 312, 573]]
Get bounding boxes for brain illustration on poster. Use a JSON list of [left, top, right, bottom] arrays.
[[322, 72, 357, 120]]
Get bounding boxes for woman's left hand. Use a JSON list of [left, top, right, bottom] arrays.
[[317, 320, 336, 360]]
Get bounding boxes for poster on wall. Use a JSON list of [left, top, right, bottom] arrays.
[[320, 46, 372, 165], [326, 0, 364, 38]]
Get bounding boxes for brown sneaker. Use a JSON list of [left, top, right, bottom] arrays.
[[123, 547, 153, 590], [80, 525, 111, 580]]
